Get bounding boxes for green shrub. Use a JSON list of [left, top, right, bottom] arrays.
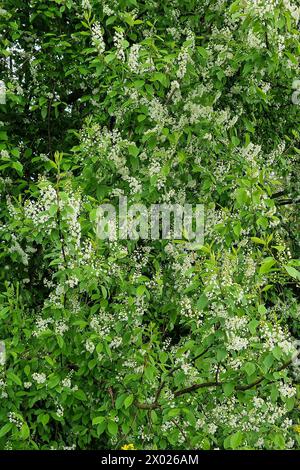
[[0, 0, 299, 450]]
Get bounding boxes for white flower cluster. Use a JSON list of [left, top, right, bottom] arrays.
[[85, 339, 95, 354], [47, 284, 65, 309], [176, 31, 195, 80], [225, 316, 249, 351], [196, 416, 218, 436], [247, 28, 264, 49], [244, 255, 256, 278], [113, 29, 126, 62], [8, 412, 22, 430], [24, 181, 83, 253], [128, 44, 141, 73], [103, 3, 114, 16], [109, 336, 122, 349], [24, 182, 57, 230], [0, 378, 7, 398], [54, 320, 69, 336], [90, 310, 114, 338], [9, 234, 29, 266], [208, 395, 293, 444], [172, 350, 200, 386], [244, 0, 300, 24], [62, 192, 81, 248], [62, 377, 71, 389], [260, 323, 296, 355], [66, 276, 79, 288], [32, 316, 53, 337], [32, 372, 46, 384], [278, 381, 296, 398], [6, 195, 19, 218], [80, 125, 148, 195], [179, 296, 201, 325], [56, 405, 64, 418], [82, 0, 91, 10], [166, 80, 181, 104]]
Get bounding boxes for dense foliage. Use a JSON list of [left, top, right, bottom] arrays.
[[0, 0, 300, 450]]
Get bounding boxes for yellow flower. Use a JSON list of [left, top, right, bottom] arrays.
[[121, 443, 135, 450], [293, 425, 300, 434]]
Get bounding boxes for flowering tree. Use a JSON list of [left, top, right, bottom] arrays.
[[0, 0, 300, 450]]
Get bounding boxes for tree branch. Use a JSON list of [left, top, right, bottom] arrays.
[[134, 351, 299, 409]]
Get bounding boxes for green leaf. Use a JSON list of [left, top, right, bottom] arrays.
[[123, 14, 135, 27], [133, 80, 144, 89], [20, 423, 30, 440], [285, 397, 295, 411], [258, 304, 267, 314], [167, 408, 180, 418], [274, 433, 285, 449], [284, 265, 300, 281], [41, 107, 48, 120], [248, 319, 259, 334], [7, 371, 22, 386], [244, 362, 256, 376], [197, 46, 208, 59], [151, 410, 158, 423], [259, 258, 276, 274], [230, 431, 243, 449], [272, 346, 282, 360], [0, 131, 8, 141], [0, 423, 13, 438], [97, 421, 106, 436], [12, 161, 23, 176], [57, 335, 64, 348], [136, 285, 146, 296], [235, 188, 249, 205], [48, 375, 60, 389], [216, 349, 227, 361], [196, 294, 208, 310], [151, 72, 168, 87], [107, 421, 118, 436], [128, 144, 139, 157], [74, 389, 87, 401], [92, 416, 105, 425], [223, 382, 235, 396], [39, 414, 49, 426], [263, 353, 274, 371], [251, 237, 266, 245], [115, 394, 126, 410], [106, 15, 117, 26], [144, 365, 155, 381]]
